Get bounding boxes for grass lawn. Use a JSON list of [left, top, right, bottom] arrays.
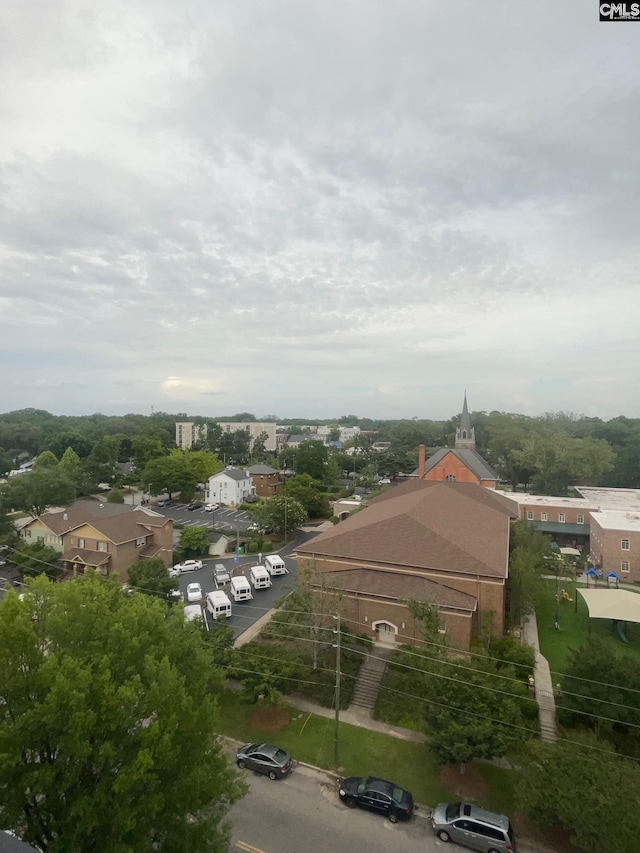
[[214, 688, 519, 812], [536, 579, 640, 678]]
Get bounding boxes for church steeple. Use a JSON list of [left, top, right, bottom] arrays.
[[455, 392, 476, 450]]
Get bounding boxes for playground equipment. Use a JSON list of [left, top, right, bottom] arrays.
[[606, 571, 620, 589], [585, 567, 600, 588], [613, 619, 629, 644], [556, 588, 573, 603]]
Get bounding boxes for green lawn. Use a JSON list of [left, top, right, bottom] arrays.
[[536, 579, 640, 678], [214, 688, 518, 812]]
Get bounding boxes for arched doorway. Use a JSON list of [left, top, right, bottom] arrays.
[[372, 620, 397, 645]]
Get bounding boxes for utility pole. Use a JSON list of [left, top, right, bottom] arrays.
[[333, 612, 341, 769]]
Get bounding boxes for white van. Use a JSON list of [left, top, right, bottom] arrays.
[[206, 590, 232, 620], [184, 603, 209, 630], [230, 576, 253, 602], [249, 565, 272, 590], [264, 555, 288, 576]]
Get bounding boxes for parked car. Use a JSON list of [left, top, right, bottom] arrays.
[[204, 503, 220, 512], [431, 802, 516, 853], [377, 478, 391, 485], [156, 498, 172, 507], [244, 494, 260, 503], [338, 776, 414, 823], [187, 501, 204, 510], [236, 742, 293, 780], [171, 559, 203, 574], [186, 582, 203, 603], [213, 563, 231, 586], [247, 522, 260, 532]]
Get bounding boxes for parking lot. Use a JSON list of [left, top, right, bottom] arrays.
[[152, 503, 255, 533], [174, 552, 297, 639]]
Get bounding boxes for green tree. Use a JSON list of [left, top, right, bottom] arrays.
[[1, 470, 75, 516], [33, 450, 59, 471], [250, 431, 269, 462], [0, 448, 12, 477], [324, 455, 342, 486], [131, 434, 166, 471], [7, 542, 63, 579], [0, 575, 245, 852], [506, 521, 552, 629], [422, 655, 531, 769], [128, 556, 178, 603], [295, 440, 328, 480], [144, 454, 197, 500], [283, 474, 331, 518], [58, 447, 82, 490], [184, 449, 223, 484], [267, 495, 307, 536], [558, 639, 640, 753], [106, 488, 125, 504], [517, 732, 640, 853], [178, 526, 210, 558]]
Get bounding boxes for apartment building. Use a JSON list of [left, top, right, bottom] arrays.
[[175, 421, 208, 450]]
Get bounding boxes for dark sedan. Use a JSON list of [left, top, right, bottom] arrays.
[[338, 776, 414, 823], [236, 742, 293, 780]]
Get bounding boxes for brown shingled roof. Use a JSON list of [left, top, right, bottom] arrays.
[[299, 481, 517, 579], [318, 568, 477, 613], [33, 501, 171, 545]]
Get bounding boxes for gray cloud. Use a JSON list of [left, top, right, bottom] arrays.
[[0, 0, 639, 419]]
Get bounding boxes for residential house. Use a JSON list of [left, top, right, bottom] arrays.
[[20, 500, 174, 582], [296, 480, 519, 648], [247, 464, 283, 497], [205, 467, 254, 506]]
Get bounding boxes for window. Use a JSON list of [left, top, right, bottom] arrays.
[[541, 512, 548, 522], [97, 541, 108, 552], [37, 536, 44, 544], [78, 538, 85, 549], [622, 539, 630, 551], [445, 474, 457, 482], [621, 561, 630, 573], [577, 514, 584, 524], [136, 537, 146, 547], [558, 513, 565, 523], [24, 529, 32, 539], [527, 511, 534, 521]]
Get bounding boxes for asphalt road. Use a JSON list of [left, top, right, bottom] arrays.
[[226, 760, 439, 853]]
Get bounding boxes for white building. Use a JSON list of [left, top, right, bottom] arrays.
[[206, 468, 255, 506]]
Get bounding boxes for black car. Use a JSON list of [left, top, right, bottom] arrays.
[[187, 501, 203, 510], [236, 742, 293, 780], [338, 776, 414, 823]]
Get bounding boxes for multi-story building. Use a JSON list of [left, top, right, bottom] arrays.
[[216, 422, 277, 452], [175, 421, 208, 450]]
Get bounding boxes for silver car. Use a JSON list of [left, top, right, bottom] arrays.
[[236, 742, 292, 780], [431, 802, 516, 853]]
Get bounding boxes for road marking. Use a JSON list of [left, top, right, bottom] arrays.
[[236, 841, 268, 853]]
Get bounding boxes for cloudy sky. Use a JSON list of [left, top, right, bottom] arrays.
[[1, 1, 638, 422]]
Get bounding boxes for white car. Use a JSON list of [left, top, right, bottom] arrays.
[[186, 582, 203, 602], [171, 559, 203, 574], [204, 503, 220, 512], [378, 478, 392, 485]]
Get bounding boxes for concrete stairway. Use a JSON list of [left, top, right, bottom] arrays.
[[350, 647, 391, 712]]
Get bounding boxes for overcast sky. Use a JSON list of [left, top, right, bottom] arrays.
[[1, 1, 638, 422]]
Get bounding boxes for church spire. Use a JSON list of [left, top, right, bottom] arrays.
[[455, 392, 475, 450]]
